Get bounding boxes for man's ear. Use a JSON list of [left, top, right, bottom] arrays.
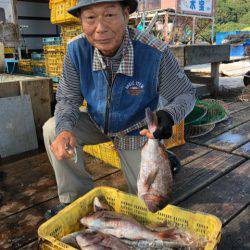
[[123, 6, 130, 24]]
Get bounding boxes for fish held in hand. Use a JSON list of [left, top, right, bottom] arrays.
[[138, 108, 173, 212]]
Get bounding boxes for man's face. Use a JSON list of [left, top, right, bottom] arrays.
[[80, 2, 130, 56]]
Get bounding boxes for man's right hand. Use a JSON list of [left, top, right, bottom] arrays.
[[50, 131, 76, 161]]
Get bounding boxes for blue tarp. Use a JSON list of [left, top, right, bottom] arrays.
[[216, 31, 250, 45]]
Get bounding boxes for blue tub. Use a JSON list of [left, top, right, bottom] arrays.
[[230, 45, 245, 57]]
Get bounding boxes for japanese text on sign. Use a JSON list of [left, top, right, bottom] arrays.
[[180, 0, 213, 15]]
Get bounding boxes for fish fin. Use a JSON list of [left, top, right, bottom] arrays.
[[93, 196, 112, 212], [155, 228, 179, 240], [144, 168, 159, 191]]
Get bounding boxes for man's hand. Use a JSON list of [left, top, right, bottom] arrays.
[[50, 131, 76, 160], [140, 110, 174, 140]]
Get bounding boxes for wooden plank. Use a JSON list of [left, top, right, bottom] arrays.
[[186, 74, 213, 85], [204, 121, 250, 152], [211, 62, 220, 96], [20, 79, 52, 142], [84, 153, 120, 180], [169, 46, 185, 67], [0, 81, 20, 98], [0, 95, 38, 157], [184, 45, 230, 66], [219, 206, 250, 250], [19, 241, 38, 249], [226, 101, 250, 115], [233, 142, 250, 159], [0, 198, 59, 249], [95, 171, 128, 192], [189, 107, 250, 145], [0, 153, 56, 219], [0, 42, 4, 72], [170, 142, 212, 166], [193, 83, 210, 98], [0, 170, 127, 248], [171, 150, 245, 204], [179, 161, 250, 226], [0, 152, 119, 219]]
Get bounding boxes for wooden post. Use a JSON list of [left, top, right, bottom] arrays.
[[211, 62, 220, 96], [192, 16, 196, 44], [0, 42, 4, 72], [164, 13, 169, 44], [20, 79, 52, 143], [211, 17, 215, 44]]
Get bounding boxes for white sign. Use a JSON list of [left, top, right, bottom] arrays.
[[180, 0, 213, 15]]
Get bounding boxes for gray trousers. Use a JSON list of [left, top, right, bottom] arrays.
[[43, 111, 141, 204]]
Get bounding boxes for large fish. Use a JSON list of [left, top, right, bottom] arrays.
[[80, 210, 178, 241], [76, 231, 129, 250], [137, 108, 173, 213]]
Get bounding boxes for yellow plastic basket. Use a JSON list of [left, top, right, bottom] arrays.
[[84, 142, 121, 168], [19, 59, 33, 74], [38, 187, 222, 250], [44, 45, 66, 77], [49, 0, 80, 24], [83, 120, 185, 169], [61, 24, 82, 44]]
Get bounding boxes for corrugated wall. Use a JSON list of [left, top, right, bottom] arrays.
[[17, 1, 59, 50]]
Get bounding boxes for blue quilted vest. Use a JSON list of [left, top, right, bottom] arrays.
[[67, 36, 162, 135]]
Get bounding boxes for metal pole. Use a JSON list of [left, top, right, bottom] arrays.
[[211, 17, 215, 44], [130, 10, 214, 20], [18, 46, 22, 60], [192, 16, 196, 44]]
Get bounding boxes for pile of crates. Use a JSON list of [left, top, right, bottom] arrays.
[[31, 53, 46, 76], [44, 1, 81, 82], [49, 0, 79, 25], [43, 37, 65, 79], [61, 24, 82, 45], [18, 59, 33, 74]]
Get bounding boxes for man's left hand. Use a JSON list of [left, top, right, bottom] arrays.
[[140, 110, 174, 140]]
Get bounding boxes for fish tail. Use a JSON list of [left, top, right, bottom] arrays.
[[145, 108, 157, 133]]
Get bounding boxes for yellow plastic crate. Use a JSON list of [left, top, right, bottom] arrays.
[[84, 142, 121, 168], [19, 59, 33, 74], [44, 45, 65, 77], [44, 45, 66, 53], [4, 47, 15, 54], [61, 24, 83, 44], [32, 60, 45, 68], [84, 120, 185, 169], [38, 187, 222, 250], [49, 0, 80, 24]]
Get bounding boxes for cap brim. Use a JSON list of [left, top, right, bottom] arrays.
[[68, 0, 138, 17]]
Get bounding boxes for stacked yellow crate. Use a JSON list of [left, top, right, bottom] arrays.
[[49, 0, 79, 25], [43, 43, 65, 78], [45, 1, 81, 81], [18, 59, 33, 74], [61, 24, 82, 45]]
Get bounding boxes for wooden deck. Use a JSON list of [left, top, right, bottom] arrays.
[[0, 100, 249, 250]]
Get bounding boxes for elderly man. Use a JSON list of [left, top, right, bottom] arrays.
[[43, 0, 196, 218]]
